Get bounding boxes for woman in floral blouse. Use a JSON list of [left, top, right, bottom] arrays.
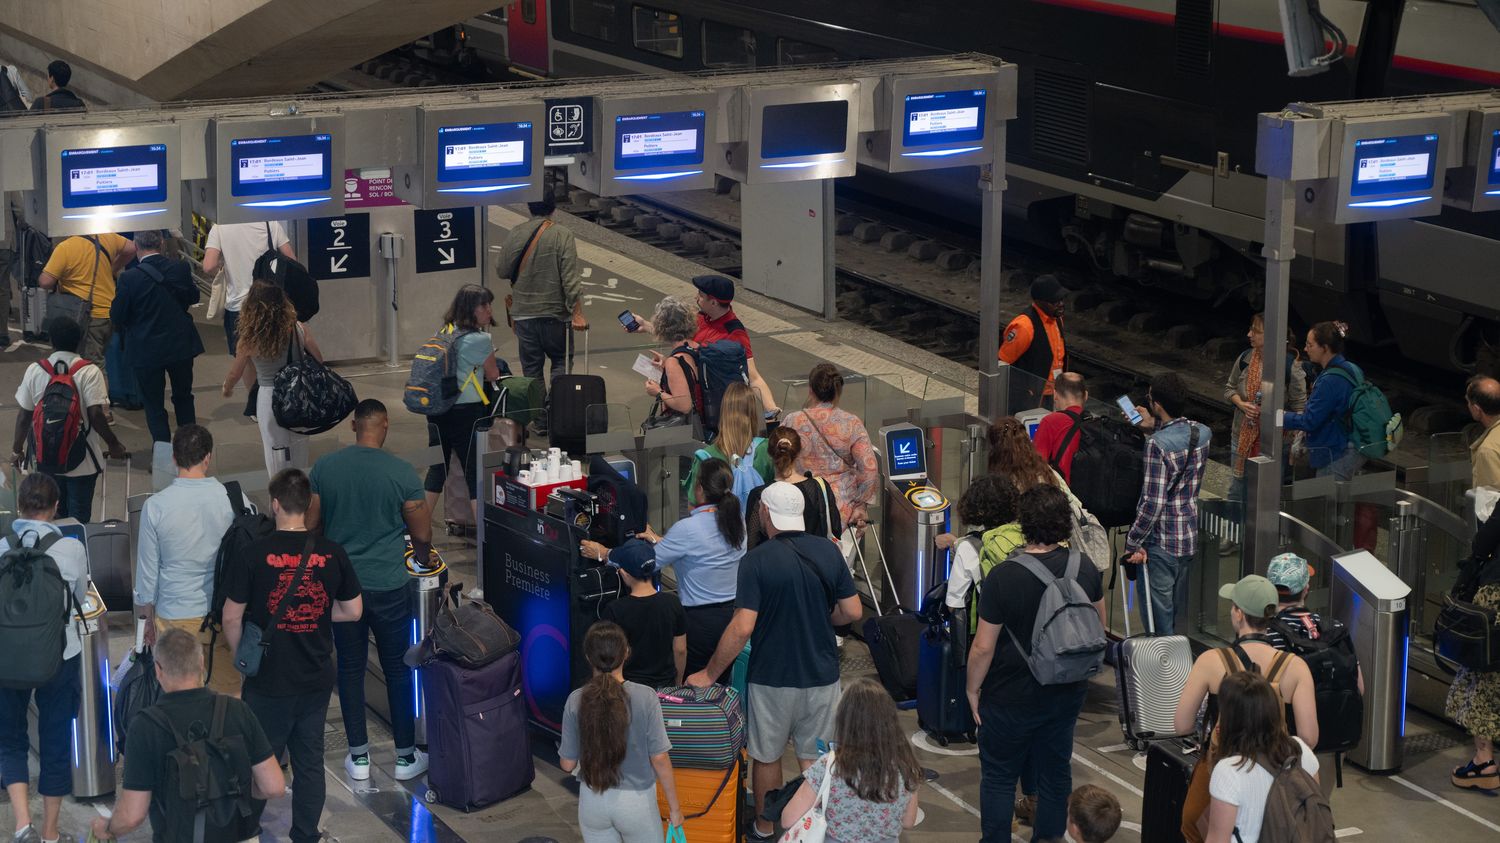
[[783, 363, 879, 531]]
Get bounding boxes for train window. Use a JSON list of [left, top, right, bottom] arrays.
[[776, 38, 840, 66], [703, 20, 756, 68], [569, 0, 614, 42], [520, 0, 536, 25], [633, 6, 684, 58]]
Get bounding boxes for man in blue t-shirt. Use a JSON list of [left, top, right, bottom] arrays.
[[308, 399, 432, 784], [686, 482, 860, 840]]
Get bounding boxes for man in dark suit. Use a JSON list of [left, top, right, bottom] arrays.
[[110, 230, 203, 442]]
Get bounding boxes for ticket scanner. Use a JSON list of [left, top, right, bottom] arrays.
[[1331, 550, 1411, 774], [876, 423, 950, 613]]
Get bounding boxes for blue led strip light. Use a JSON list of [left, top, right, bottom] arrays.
[[900, 146, 984, 158], [1347, 196, 1430, 209], [615, 170, 702, 181], [437, 183, 527, 194], [62, 208, 168, 221], [239, 197, 330, 208], [759, 159, 845, 170]]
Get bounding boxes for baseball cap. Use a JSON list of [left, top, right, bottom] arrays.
[[761, 481, 806, 532], [1218, 574, 1280, 619], [1266, 553, 1314, 596], [691, 274, 736, 304], [1030, 274, 1066, 303], [607, 538, 658, 579]]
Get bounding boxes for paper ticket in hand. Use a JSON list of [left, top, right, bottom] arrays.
[[633, 353, 664, 381]]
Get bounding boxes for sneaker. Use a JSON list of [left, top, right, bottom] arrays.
[[394, 749, 429, 781], [14, 825, 40, 843], [1451, 759, 1499, 790], [344, 753, 370, 781], [745, 820, 776, 841], [1218, 541, 1240, 557], [45, 833, 78, 843]]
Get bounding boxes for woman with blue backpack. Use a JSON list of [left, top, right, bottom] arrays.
[[682, 382, 772, 507], [426, 285, 502, 507], [1284, 321, 1364, 481]]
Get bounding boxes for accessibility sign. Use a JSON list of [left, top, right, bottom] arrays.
[[306, 214, 370, 281], [545, 96, 592, 156]]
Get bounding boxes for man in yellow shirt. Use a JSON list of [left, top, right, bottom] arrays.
[[39, 232, 136, 365]]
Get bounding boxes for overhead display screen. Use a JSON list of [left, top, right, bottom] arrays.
[[760, 100, 849, 159], [230, 133, 333, 196], [437, 121, 532, 183], [903, 89, 988, 147], [1349, 134, 1438, 198], [1488, 129, 1500, 188], [60, 144, 168, 209], [614, 110, 706, 170]]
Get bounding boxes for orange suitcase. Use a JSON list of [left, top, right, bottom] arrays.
[[657, 757, 741, 843]]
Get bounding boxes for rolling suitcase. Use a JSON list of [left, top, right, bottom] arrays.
[[1115, 557, 1193, 748], [656, 756, 740, 843], [863, 611, 924, 703], [104, 332, 141, 407], [423, 650, 533, 810], [84, 461, 133, 611], [1141, 738, 1198, 843], [655, 685, 745, 770], [550, 330, 607, 455], [20, 285, 48, 341], [917, 622, 975, 745]]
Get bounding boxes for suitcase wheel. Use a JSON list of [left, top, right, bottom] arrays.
[[935, 733, 949, 747], [425, 790, 437, 804]]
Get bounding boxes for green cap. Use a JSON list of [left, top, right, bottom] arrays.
[[1218, 574, 1280, 619]]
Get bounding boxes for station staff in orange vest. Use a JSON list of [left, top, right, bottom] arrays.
[[998, 275, 1068, 410]]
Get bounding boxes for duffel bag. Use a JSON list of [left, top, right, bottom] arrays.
[[1434, 594, 1500, 673], [430, 583, 520, 669], [271, 334, 356, 435], [656, 684, 745, 770]]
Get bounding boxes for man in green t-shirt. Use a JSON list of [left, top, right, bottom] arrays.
[[309, 399, 432, 783]]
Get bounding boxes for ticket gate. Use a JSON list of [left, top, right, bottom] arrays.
[[1331, 550, 1411, 774], [29, 580, 113, 798], [874, 423, 951, 613]]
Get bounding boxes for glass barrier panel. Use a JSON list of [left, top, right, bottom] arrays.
[[1414, 431, 1475, 612], [0, 467, 15, 535]]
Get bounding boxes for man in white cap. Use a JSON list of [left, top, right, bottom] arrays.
[[686, 481, 860, 841]]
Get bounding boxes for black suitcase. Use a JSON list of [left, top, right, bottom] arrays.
[[917, 625, 975, 745], [1141, 738, 1198, 843], [549, 330, 606, 454], [423, 650, 534, 810], [863, 612, 923, 703]]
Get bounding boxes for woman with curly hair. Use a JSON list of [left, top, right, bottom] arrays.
[[222, 281, 322, 477], [987, 416, 1063, 493]]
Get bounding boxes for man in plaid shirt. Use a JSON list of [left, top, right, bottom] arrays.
[[1124, 374, 1210, 634]]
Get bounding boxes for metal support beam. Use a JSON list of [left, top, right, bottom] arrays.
[[977, 140, 1007, 422], [1249, 175, 1297, 571]]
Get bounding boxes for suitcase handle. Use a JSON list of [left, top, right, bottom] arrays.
[[97, 454, 132, 522]]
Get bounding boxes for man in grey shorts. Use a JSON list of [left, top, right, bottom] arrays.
[[687, 482, 861, 840]]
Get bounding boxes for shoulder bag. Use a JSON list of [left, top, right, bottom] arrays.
[[779, 752, 835, 842], [271, 327, 357, 435], [502, 219, 552, 328], [234, 532, 317, 677], [48, 236, 105, 330]]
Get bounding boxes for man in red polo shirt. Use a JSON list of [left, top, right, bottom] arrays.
[[630, 275, 781, 418], [1032, 372, 1087, 484]]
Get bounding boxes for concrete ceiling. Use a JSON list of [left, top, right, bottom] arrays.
[[0, 0, 502, 101]]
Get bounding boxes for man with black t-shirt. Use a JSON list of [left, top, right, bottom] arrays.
[[685, 481, 861, 840], [223, 469, 362, 843], [966, 484, 1105, 843], [595, 539, 687, 687], [91, 628, 284, 843]]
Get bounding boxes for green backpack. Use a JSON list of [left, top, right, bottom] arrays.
[[968, 523, 1025, 634], [1324, 365, 1403, 459]]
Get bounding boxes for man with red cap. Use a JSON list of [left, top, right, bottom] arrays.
[[999, 275, 1068, 411]]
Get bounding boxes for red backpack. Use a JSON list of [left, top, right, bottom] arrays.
[[29, 358, 94, 473]]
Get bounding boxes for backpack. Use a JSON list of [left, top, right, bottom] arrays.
[[682, 337, 749, 436], [111, 646, 162, 755], [0, 65, 28, 113], [1242, 756, 1335, 843], [143, 694, 259, 843], [1004, 550, 1108, 685], [405, 326, 478, 416], [1269, 613, 1363, 755], [720, 437, 766, 509], [201, 483, 274, 681], [251, 223, 319, 322], [14, 216, 54, 289], [971, 523, 1024, 634], [0, 530, 82, 689], [1323, 365, 1403, 459], [1048, 411, 1146, 529], [27, 358, 95, 473]]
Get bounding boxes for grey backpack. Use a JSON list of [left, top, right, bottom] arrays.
[[0, 530, 81, 689], [1006, 549, 1107, 685]]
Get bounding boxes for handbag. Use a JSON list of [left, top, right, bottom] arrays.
[[779, 752, 835, 843], [1070, 505, 1112, 573], [271, 328, 357, 435], [1433, 593, 1500, 674], [234, 532, 316, 677], [428, 583, 520, 669], [48, 236, 104, 330], [205, 270, 226, 320]]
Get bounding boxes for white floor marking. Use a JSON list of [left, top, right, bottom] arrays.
[[925, 779, 980, 818], [94, 804, 111, 817], [1390, 775, 1500, 833], [581, 266, 592, 278], [1335, 828, 1364, 837], [1072, 751, 1144, 797], [1097, 743, 1131, 753], [1119, 820, 1142, 834]]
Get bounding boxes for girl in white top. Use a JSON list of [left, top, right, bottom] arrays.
[[1207, 671, 1321, 843]]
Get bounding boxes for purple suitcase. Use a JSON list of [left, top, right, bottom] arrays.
[[423, 650, 533, 810]]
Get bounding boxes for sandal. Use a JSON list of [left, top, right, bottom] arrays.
[[1451, 759, 1499, 790]]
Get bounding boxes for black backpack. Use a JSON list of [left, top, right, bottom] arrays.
[[1270, 612, 1364, 757], [1048, 410, 1146, 528], [674, 335, 750, 437], [143, 694, 259, 843], [13, 215, 53, 289], [0, 531, 82, 689], [112, 647, 162, 755], [251, 223, 318, 322], [0, 66, 26, 113], [200, 483, 274, 681]]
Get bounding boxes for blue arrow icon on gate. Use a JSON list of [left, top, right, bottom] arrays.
[[896, 442, 913, 457]]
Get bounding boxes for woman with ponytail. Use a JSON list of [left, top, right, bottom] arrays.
[[1284, 321, 1365, 480], [598, 459, 746, 680], [745, 426, 843, 549], [559, 622, 683, 841]]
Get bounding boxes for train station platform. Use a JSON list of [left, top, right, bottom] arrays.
[[1, 206, 1498, 842]]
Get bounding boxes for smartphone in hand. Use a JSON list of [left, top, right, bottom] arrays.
[[618, 310, 640, 332], [1116, 395, 1144, 426]]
